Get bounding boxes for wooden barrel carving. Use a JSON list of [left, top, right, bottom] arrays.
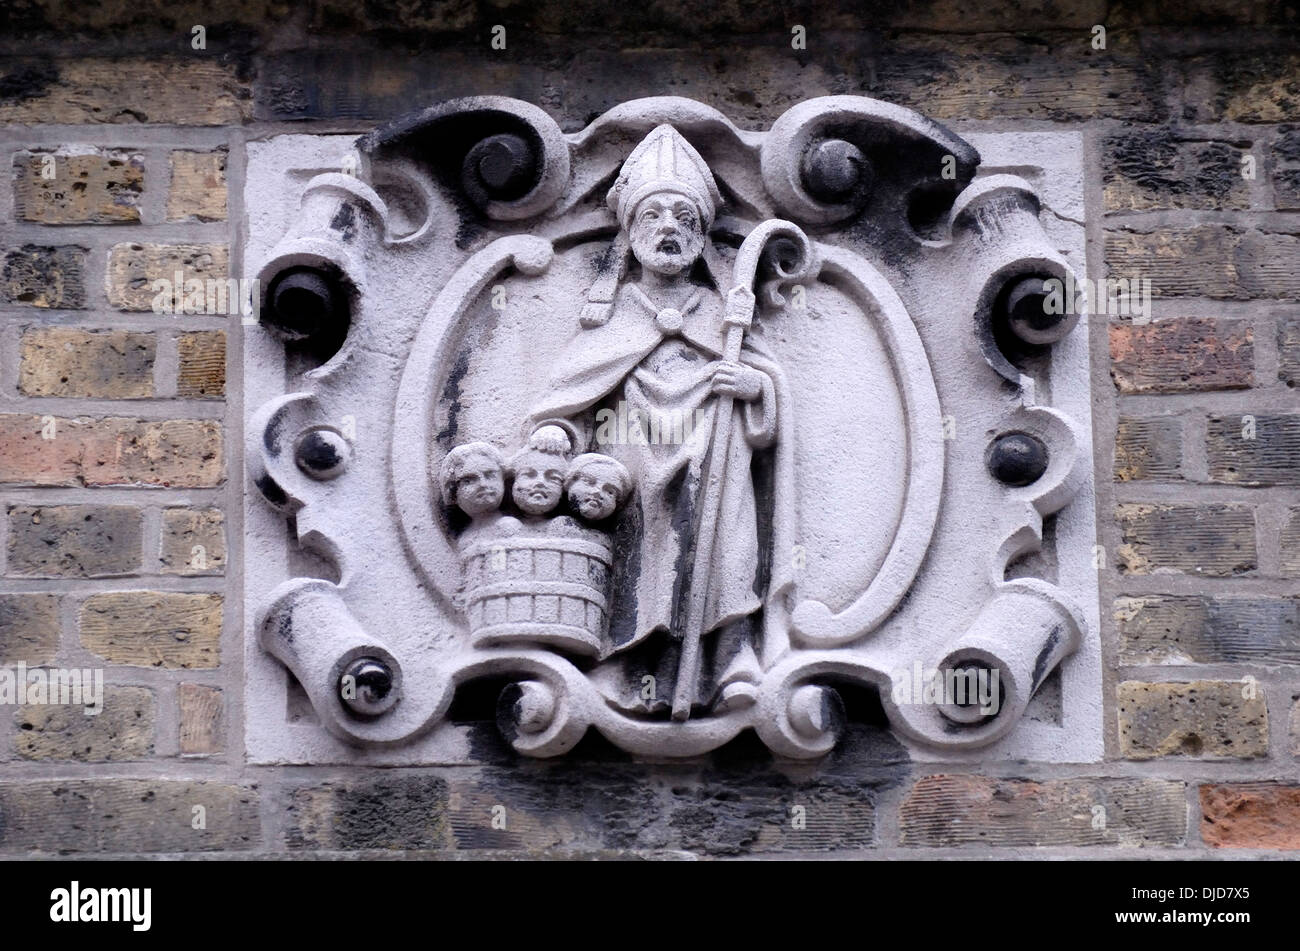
[[460, 530, 612, 657]]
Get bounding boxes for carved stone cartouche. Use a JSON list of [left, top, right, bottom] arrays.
[[245, 95, 1098, 762]]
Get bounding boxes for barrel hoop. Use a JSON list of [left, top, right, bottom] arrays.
[[467, 580, 608, 608], [460, 535, 611, 561]]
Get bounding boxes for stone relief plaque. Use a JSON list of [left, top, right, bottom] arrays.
[[243, 96, 1101, 764]]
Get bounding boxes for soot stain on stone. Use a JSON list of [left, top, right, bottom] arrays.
[[329, 201, 358, 242], [475, 762, 663, 850], [452, 192, 486, 250], [593, 239, 620, 277], [666, 762, 890, 855], [295, 776, 451, 851], [297, 432, 341, 472], [463, 718, 518, 764], [254, 473, 288, 507], [607, 490, 644, 651], [1110, 131, 1244, 201], [494, 682, 523, 746], [0, 62, 58, 102], [275, 612, 294, 647], [434, 347, 470, 450], [751, 447, 775, 597], [1032, 623, 1063, 690], [262, 406, 286, 455], [666, 462, 698, 642]]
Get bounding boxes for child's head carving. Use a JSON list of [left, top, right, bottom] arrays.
[[565, 453, 632, 522], [509, 446, 567, 516], [439, 442, 504, 517]]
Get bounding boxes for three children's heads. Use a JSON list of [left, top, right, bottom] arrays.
[[439, 440, 630, 522]]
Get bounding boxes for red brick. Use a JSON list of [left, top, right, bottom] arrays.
[[1201, 784, 1300, 849], [0, 415, 222, 488], [1110, 319, 1253, 393]]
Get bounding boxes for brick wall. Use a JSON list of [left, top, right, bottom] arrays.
[[0, 0, 1297, 857]]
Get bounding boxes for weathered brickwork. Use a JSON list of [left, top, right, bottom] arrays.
[[0, 59, 251, 126], [12, 149, 145, 224], [1109, 319, 1252, 393], [1275, 130, 1300, 210], [1206, 413, 1300, 485], [1283, 508, 1300, 575], [0, 781, 259, 853], [1201, 784, 1300, 849], [1096, 13, 1299, 857], [79, 592, 222, 669], [899, 776, 1186, 847], [0, 415, 223, 487], [159, 508, 227, 575], [1280, 315, 1300, 386], [0, 0, 1297, 858], [167, 150, 228, 222], [6, 504, 143, 578], [285, 770, 878, 853], [178, 683, 224, 755], [1117, 595, 1300, 665], [2, 245, 87, 308], [0, 594, 60, 664], [1114, 416, 1182, 481], [106, 243, 230, 312], [1103, 132, 1249, 211], [1104, 228, 1299, 300], [18, 328, 156, 398], [176, 331, 227, 399], [14, 685, 155, 762], [1115, 503, 1256, 576], [1117, 681, 1269, 760]]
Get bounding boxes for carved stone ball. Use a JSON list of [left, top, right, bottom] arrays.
[[466, 133, 535, 200], [801, 138, 870, 203], [1003, 275, 1072, 345], [788, 684, 845, 739], [295, 428, 351, 480], [987, 432, 1049, 487], [340, 657, 397, 716], [497, 680, 556, 737]]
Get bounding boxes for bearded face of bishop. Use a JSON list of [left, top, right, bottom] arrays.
[[628, 191, 706, 277]]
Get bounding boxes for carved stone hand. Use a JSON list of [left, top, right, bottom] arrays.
[[709, 360, 766, 401]]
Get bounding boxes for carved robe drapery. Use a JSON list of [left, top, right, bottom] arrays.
[[528, 280, 800, 665]]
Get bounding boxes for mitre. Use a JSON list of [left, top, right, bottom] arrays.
[[607, 124, 723, 229]]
